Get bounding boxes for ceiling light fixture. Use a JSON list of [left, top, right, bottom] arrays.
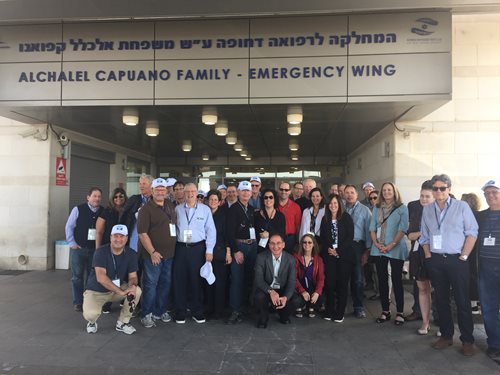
[[290, 152, 299, 161], [202, 106, 217, 125], [226, 131, 237, 145], [244, 154, 252, 161], [182, 139, 192, 152], [287, 122, 301, 136], [289, 139, 299, 151], [287, 105, 303, 125], [233, 141, 243, 152], [214, 119, 228, 136], [202, 153, 209, 161], [145, 120, 159, 136], [123, 108, 139, 126], [240, 148, 248, 157]]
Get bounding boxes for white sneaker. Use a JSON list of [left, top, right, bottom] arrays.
[[116, 321, 136, 335], [153, 312, 172, 323], [333, 317, 344, 323], [141, 313, 155, 328], [86, 321, 97, 334]]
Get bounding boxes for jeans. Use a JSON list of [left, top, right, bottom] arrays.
[[229, 242, 258, 312], [70, 247, 94, 305], [479, 258, 500, 349], [141, 256, 173, 318], [350, 241, 365, 312], [427, 253, 474, 343]]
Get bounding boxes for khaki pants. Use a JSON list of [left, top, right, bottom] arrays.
[[83, 284, 142, 324]]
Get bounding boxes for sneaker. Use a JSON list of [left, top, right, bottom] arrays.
[[295, 308, 304, 318], [226, 311, 242, 324], [192, 315, 206, 324], [116, 321, 136, 335], [354, 310, 366, 319], [175, 314, 186, 324], [471, 305, 481, 315], [102, 302, 111, 314], [333, 317, 344, 323], [141, 313, 155, 328], [153, 312, 172, 323], [323, 316, 332, 321], [308, 308, 316, 318], [86, 321, 97, 334]]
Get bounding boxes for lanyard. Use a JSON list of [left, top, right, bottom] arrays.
[[346, 202, 358, 218], [185, 204, 198, 227], [111, 252, 119, 279], [433, 200, 450, 231], [160, 203, 172, 222], [238, 201, 252, 224]]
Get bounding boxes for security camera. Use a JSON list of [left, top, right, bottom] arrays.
[[59, 135, 68, 142]]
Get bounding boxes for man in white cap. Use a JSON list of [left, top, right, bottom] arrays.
[[83, 224, 142, 335], [217, 184, 227, 204], [166, 177, 177, 202], [477, 179, 500, 361], [249, 176, 262, 209], [226, 181, 258, 324], [360, 182, 375, 208], [137, 178, 177, 328]]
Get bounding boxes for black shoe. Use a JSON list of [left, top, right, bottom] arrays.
[[74, 304, 83, 312], [102, 302, 111, 314], [257, 319, 268, 328], [279, 317, 291, 324], [226, 311, 242, 324]]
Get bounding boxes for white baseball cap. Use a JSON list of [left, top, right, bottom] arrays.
[[217, 184, 227, 191], [200, 261, 216, 285], [250, 176, 261, 183], [482, 179, 500, 191], [238, 181, 251, 191], [197, 190, 206, 197], [166, 178, 177, 187], [151, 178, 167, 188], [362, 182, 375, 190], [111, 224, 128, 236]]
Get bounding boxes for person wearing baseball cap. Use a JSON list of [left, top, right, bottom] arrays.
[[165, 178, 177, 202], [217, 184, 228, 204], [477, 179, 500, 360], [83, 224, 142, 335], [360, 182, 375, 208], [249, 176, 262, 210], [226, 180, 258, 324]]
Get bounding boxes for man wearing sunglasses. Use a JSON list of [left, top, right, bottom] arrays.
[[420, 174, 478, 356], [277, 182, 302, 253]]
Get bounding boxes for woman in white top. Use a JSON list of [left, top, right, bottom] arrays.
[[299, 187, 326, 245]]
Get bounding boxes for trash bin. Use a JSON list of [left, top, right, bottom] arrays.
[[55, 240, 70, 270]]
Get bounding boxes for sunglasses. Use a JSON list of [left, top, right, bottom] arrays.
[[263, 196, 274, 200], [197, 195, 204, 199], [303, 241, 313, 245], [432, 186, 448, 192], [114, 194, 125, 199], [251, 184, 260, 187], [369, 196, 378, 201], [279, 188, 290, 192]]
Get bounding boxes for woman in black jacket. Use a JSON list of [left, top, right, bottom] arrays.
[[320, 193, 354, 322], [254, 188, 286, 253]]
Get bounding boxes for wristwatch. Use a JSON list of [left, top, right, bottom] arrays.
[[459, 254, 468, 261]]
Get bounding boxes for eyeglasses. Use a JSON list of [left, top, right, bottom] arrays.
[[432, 186, 448, 192], [302, 241, 313, 245], [279, 188, 290, 192], [251, 184, 260, 187], [263, 196, 274, 200], [369, 196, 378, 201], [114, 194, 125, 199], [197, 195, 204, 199]]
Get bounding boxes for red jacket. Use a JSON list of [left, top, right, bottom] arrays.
[[293, 253, 325, 296]]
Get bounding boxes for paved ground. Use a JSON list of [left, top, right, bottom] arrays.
[[0, 270, 498, 375]]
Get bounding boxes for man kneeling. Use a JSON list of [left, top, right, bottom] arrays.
[[83, 224, 142, 334], [253, 233, 297, 328]]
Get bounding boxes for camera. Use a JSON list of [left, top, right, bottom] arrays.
[[59, 135, 68, 142], [127, 294, 135, 313]]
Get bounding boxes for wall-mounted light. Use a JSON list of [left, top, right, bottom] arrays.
[[291, 152, 299, 161], [240, 148, 248, 157], [287, 105, 303, 124], [226, 131, 237, 145], [287, 122, 301, 136], [289, 139, 299, 151], [202, 106, 217, 125], [202, 153, 209, 161], [214, 119, 228, 136], [182, 139, 192, 152], [233, 141, 243, 151], [145, 120, 159, 136], [123, 108, 139, 126]]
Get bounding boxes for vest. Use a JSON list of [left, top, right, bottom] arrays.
[[74, 203, 103, 249]]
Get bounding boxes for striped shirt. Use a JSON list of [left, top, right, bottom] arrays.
[[478, 210, 500, 260]]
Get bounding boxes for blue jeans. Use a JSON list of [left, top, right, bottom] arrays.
[[229, 242, 258, 312], [70, 247, 94, 305], [479, 258, 500, 349], [427, 254, 474, 343], [141, 256, 173, 318], [350, 241, 365, 312]]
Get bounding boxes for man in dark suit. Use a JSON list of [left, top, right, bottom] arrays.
[[253, 233, 297, 328]]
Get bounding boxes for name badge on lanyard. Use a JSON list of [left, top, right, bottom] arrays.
[[376, 227, 382, 240], [112, 279, 121, 287], [249, 227, 256, 240], [259, 237, 268, 248], [433, 234, 443, 250], [87, 228, 96, 241], [184, 229, 193, 243], [169, 223, 176, 237], [484, 236, 496, 246]]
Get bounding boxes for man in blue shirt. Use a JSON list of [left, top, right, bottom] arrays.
[[477, 179, 500, 361], [420, 174, 478, 356], [174, 182, 216, 324], [249, 176, 262, 209], [65, 187, 104, 312]]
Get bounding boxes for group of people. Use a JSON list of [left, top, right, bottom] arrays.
[[64, 173, 500, 361]]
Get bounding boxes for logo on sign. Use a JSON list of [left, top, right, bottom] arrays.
[[0, 41, 10, 49], [411, 18, 438, 36]]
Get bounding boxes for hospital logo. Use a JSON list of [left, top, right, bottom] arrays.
[[411, 18, 438, 36]]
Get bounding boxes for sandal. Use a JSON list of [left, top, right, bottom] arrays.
[[308, 308, 315, 318], [295, 308, 303, 318], [376, 311, 391, 323], [394, 313, 405, 326]]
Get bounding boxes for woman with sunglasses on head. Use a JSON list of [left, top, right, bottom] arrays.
[[294, 234, 325, 318], [369, 182, 409, 326], [254, 188, 286, 253], [319, 193, 354, 322], [95, 187, 128, 314], [299, 187, 326, 246]]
